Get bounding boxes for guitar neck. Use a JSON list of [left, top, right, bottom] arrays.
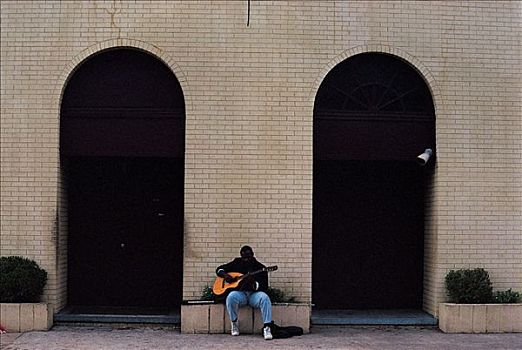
[[234, 266, 276, 281], [240, 269, 264, 280], [249, 268, 266, 276]]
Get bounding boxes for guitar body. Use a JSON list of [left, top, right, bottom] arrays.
[[212, 265, 278, 296], [212, 272, 245, 296]]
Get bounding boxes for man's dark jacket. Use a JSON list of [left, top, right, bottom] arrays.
[[216, 258, 268, 292]]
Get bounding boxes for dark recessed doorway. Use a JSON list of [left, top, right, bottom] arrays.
[[61, 48, 185, 312], [313, 53, 435, 310], [67, 157, 183, 309]]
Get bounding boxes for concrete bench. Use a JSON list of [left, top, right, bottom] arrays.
[[181, 303, 310, 334]]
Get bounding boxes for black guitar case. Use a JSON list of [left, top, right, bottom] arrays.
[[265, 322, 304, 339]]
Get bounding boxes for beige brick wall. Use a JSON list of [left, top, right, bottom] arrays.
[[1, 1, 520, 317]]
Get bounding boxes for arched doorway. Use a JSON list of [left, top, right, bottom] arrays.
[[61, 48, 185, 313], [313, 53, 435, 310]]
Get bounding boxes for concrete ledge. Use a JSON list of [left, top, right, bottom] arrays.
[[0, 303, 53, 332], [181, 303, 310, 334], [439, 303, 522, 333]]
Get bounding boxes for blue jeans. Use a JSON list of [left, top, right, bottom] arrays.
[[226, 291, 272, 325]]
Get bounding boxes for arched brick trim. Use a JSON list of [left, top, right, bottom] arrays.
[[53, 38, 190, 115], [310, 45, 442, 116]]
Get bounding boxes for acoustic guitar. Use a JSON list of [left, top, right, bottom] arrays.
[[212, 265, 278, 295]]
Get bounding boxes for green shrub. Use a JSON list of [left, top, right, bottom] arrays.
[[0, 256, 48, 303], [201, 285, 215, 301], [493, 289, 521, 304], [266, 287, 296, 303], [445, 268, 493, 304]]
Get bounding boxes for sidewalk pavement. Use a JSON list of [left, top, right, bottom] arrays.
[[1, 325, 521, 350]]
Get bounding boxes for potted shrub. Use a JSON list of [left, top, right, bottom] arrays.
[[445, 268, 493, 304], [0, 256, 52, 332], [439, 268, 522, 333]]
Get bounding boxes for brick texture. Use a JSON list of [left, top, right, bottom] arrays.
[[1, 1, 520, 317]]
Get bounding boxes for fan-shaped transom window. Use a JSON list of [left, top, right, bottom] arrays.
[[314, 53, 434, 119]]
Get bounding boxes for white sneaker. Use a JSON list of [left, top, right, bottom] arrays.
[[263, 325, 273, 340], [231, 321, 239, 336]]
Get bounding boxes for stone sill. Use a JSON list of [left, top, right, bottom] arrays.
[[181, 302, 310, 334], [439, 303, 522, 333], [0, 303, 53, 332]]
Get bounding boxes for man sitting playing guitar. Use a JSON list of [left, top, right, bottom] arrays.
[[216, 245, 274, 340]]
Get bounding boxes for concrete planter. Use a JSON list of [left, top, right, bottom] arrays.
[[439, 303, 522, 333], [0, 303, 53, 332], [181, 302, 311, 334]]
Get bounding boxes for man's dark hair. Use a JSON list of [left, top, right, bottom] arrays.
[[240, 245, 253, 255]]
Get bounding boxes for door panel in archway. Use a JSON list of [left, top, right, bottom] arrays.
[[67, 157, 183, 308], [313, 160, 424, 309]]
